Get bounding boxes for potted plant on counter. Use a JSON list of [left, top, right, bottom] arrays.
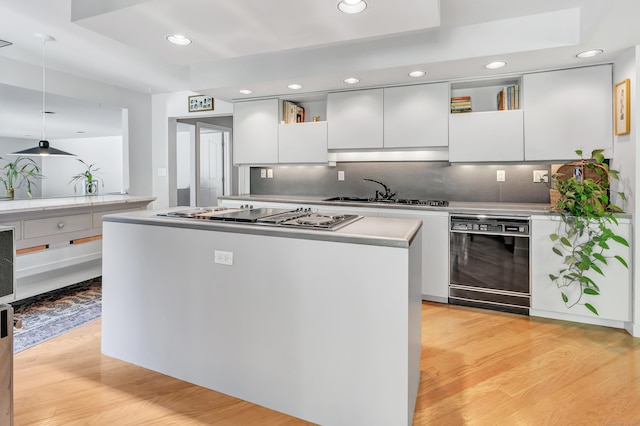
[[0, 156, 44, 199], [69, 159, 103, 195], [548, 149, 628, 315]]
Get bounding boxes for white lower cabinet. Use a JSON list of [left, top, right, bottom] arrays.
[[1, 200, 151, 301], [530, 215, 631, 324], [378, 210, 449, 302]]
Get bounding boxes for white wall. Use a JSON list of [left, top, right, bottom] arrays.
[[612, 46, 640, 337], [176, 130, 191, 189], [612, 48, 637, 213], [151, 91, 233, 209], [41, 136, 123, 197]]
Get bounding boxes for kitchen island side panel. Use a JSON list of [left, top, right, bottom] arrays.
[[101, 221, 421, 426]]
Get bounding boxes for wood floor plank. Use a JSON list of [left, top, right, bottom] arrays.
[[13, 302, 640, 425]]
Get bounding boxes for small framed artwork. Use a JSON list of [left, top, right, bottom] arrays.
[[188, 95, 214, 112], [614, 79, 630, 135]]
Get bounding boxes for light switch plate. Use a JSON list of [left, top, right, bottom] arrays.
[[497, 170, 506, 182], [338, 171, 345, 181], [267, 169, 274, 179], [260, 169, 266, 178]]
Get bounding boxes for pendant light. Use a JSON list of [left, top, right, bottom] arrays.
[[10, 34, 74, 157]]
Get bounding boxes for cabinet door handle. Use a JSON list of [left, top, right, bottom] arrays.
[[58, 222, 65, 229]]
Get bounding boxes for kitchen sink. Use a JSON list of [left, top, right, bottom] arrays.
[[323, 196, 373, 202]]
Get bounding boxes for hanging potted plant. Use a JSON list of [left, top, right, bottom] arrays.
[[69, 159, 103, 195], [548, 149, 629, 315], [0, 156, 45, 199]]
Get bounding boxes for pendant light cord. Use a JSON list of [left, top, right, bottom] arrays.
[[41, 37, 46, 141]]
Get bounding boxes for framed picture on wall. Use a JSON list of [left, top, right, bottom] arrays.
[[188, 95, 214, 112], [614, 79, 630, 135]]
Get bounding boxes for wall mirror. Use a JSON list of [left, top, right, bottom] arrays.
[[0, 83, 125, 199]]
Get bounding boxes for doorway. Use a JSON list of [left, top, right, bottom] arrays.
[[175, 120, 232, 206]]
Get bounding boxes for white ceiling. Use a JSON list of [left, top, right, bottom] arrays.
[[0, 0, 639, 138]]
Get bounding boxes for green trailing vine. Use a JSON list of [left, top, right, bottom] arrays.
[[549, 149, 629, 315]]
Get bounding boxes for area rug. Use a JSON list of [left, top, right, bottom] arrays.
[[10, 277, 102, 353]]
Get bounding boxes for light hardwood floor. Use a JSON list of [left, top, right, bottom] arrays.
[[13, 302, 640, 425]]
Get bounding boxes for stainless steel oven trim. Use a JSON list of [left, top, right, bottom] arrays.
[[448, 296, 531, 311], [449, 283, 531, 298], [450, 229, 530, 237]]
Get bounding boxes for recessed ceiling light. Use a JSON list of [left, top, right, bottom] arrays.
[[408, 70, 426, 78], [576, 49, 604, 59], [239, 89, 253, 95], [338, 0, 367, 14], [287, 84, 303, 90], [344, 77, 360, 84], [485, 61, 507, 70], [166, 34, 192, 46]]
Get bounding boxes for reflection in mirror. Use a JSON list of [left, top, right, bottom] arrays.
[[0, 83, 124, 199]]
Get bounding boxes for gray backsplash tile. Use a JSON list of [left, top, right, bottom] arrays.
[[250, 162, 552, 203]]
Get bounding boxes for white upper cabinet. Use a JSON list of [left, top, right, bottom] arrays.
[[278, 121, 328, 164], [523, 65, 613, 161], [233, 97, 329, 165], [449, 110, 524, 162], [383, 83, 449, 148], [233, 99, 279, 165], [448, 78, 523, 162], [327, 89, 384, 149]]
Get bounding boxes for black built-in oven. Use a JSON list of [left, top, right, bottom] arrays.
[[449, 215, 530, 315]]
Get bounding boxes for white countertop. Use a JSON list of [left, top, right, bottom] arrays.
[[103, 207, 422, 248], [218, 194, 553, 215], [0, 194, 156, 215]]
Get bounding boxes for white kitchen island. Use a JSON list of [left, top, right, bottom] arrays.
[[101, 209, 422, 425]]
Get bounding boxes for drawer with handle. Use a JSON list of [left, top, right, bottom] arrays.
[[23, 214, 92, 239]]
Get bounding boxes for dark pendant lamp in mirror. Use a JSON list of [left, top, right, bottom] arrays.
[[10, 34, 74, 157]]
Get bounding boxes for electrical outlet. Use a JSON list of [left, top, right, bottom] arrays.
[[338, 170, 345, 181], [260, 169, 266, 178], [533, 170, 549, 183], [214, 250, 233, 266], [267, 169, 274, 178], [496, 170, 506, 182]]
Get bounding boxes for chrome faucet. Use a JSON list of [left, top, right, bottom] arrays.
[[363, 178, 396, 201]]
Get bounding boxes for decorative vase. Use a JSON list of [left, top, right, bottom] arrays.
[[6, 188, 14, 200], [84, 180, 98, 195]]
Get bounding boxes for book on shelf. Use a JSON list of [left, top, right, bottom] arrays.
[[497, 84, 519, 110], [451, 96, 472, 113], [283, 100, 304, 124]]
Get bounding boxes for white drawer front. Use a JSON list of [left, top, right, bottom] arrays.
[[0, 221, 21, 240], [92, 208, 141, 228], [24, 214, 92, 239]]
